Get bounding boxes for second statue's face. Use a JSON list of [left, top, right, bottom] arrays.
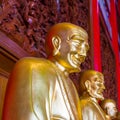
[[56, 29, 89, 72], [88, 74, 105, 100]]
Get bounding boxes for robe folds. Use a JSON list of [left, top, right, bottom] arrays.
[[2, 57, 82, 120], [80, 96, 106, 120]]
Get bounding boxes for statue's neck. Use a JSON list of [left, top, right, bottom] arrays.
[[82, 92, 98, 103], [90, 97, 98, 103], [54, 61, 70, 76], [49, 57, 80, 74], [49, 57, 69, 76]]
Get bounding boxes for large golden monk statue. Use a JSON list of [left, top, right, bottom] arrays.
[[2, 23, 89, 120], [79, 70, 106, 120]]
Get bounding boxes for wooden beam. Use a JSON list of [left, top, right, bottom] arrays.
[[0, 31, 30, 60]]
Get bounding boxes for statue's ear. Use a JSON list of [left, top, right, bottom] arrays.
[[85, 80, 90, 91], [52, 36, 61, 56]]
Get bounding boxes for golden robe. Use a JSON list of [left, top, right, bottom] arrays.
[[2, 57, 81, 120], [80, 96, 106, 120]]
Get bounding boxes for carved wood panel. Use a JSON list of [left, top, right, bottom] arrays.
[[100, 20, 117, 103], [0, 0, 90, 58]]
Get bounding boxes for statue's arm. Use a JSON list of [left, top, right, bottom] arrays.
[[2, 57, 56, 120]]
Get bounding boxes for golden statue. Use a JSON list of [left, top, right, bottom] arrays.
[[100, 99, 120, 120], [79, 70, 106, 120], [2, 23, 89, 120]]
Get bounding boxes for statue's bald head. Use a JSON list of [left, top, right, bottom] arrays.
[[100, 99, 116, 110], [79, 70, 103, 94], [100, 99, 117, 118], [45, 22, 88, 57]]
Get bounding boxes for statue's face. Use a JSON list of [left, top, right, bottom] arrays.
[[106, 102, 117, 118], [67, 33, 89, 70], [88, 74, 105, 100], [56, 29, 89, 72]]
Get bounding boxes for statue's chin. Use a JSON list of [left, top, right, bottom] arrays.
[[97, 95, 104, 100]]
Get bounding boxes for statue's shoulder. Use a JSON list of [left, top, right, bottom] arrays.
[[14, 57, 57, 73], [16, 57, 52, 66], [17, 57, 48, 63]]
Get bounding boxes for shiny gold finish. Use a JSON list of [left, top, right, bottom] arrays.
[[79, 70, 106, 120], [2, 23, 89, 120], [100, 99, 118, 120], [46, 22, 89, 73]]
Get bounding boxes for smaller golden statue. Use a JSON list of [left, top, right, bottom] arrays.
[[2, 22, 89, 120], [100, 99, 120, 120], [79, 70, 106, 120]]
